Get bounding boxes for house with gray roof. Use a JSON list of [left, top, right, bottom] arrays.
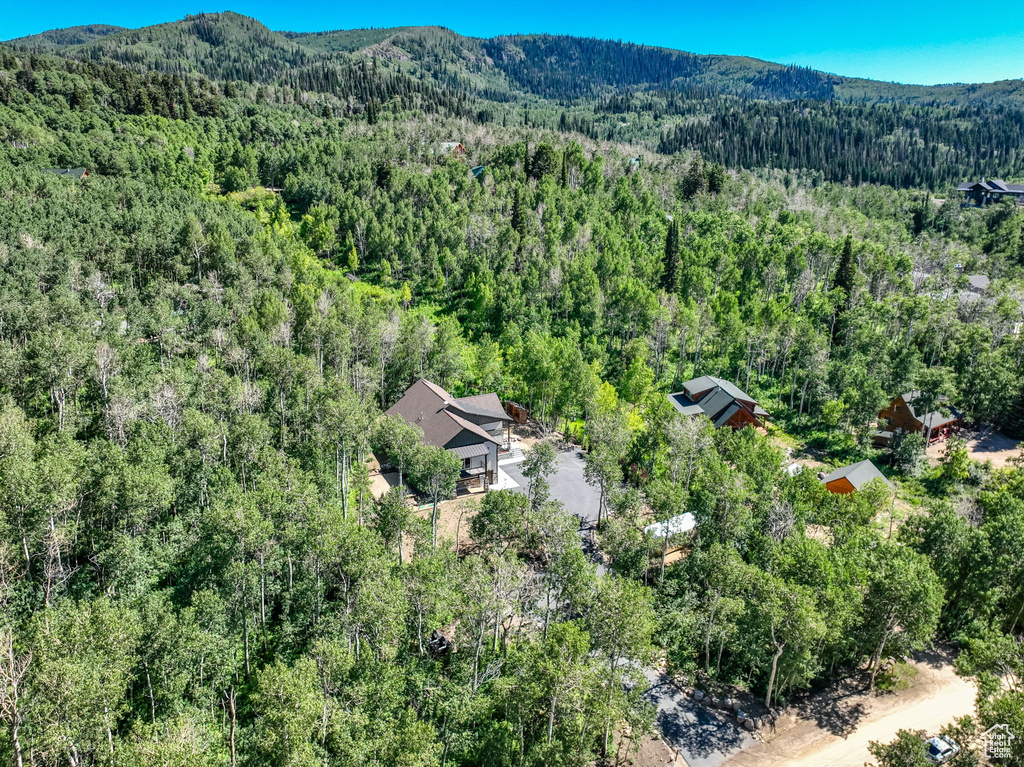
[[668, 375, 768, 429], [958, 179, 1024, 206], [821, 460, 891, 495], [385, 378, 513, 489]]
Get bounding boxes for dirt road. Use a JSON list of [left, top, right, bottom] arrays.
[[722, 651, 976, 767]]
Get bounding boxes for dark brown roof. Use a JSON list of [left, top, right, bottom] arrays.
[[386, 378, 501, 450], [454, 392, 506, 416]]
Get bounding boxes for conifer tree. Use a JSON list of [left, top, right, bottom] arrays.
[[511, 187, 527, 239], [661, 218, 680, 292], [831, 235, 857, 345]]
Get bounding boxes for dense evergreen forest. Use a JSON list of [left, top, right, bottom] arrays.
[[10, 12, 1024, 189], [0, 14, 1022, 767]]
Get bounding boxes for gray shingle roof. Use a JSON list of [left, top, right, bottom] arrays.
[[712, 402, 742, 428], [667, 393, 705, 416], [821, 460, 891, 490], [669, 376, 765, 427], [898, 391, 962, 428], [968, 274, 990, 292], [42, 167, 88, 178], [700, 389, 739, 422], [683, 375, 752, 404], [958, 179, 1024, 193]]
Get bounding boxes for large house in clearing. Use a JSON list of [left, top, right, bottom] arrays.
[[668, 376, 768, 429], [821, 460, 891, 495], [875, 391, 962, 446], [958, 179, 1024, 207], [386, 378, 513, 489]]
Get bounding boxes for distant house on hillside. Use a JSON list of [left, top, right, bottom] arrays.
[[438, 142, 466, 156], [958, 179, 1024, 206], [668, 375, 768, 429], [821, 460, 891, 495], [911, 269, 991, 306], [386, 378, 513, 490], [875, 391, 962, 446], [42, 167, 88, 179]]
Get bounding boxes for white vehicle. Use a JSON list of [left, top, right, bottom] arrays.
[[924, 735, 960, 764]]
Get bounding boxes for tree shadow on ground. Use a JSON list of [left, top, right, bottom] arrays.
[[654, 707, 750, 760]]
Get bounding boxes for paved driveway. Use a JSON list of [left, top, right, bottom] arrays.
[[643, 669, 755, 767], [500, 448, 602, 523]]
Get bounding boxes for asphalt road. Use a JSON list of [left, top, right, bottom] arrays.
[[643, 668, 756, 767], [500, 448, 602, 524]]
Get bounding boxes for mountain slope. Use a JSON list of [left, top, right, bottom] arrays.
[[5, 12, 1024, 187], [7, 23, 125, 48], [9, 13, 1024, 106]]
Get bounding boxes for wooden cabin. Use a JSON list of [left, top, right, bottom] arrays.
[[876, 391, 961, 446]]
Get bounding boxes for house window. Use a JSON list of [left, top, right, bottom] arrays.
[[462, 458, 472, 470]]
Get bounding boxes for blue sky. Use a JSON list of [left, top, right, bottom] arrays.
[[5, 0, 1024, 86]]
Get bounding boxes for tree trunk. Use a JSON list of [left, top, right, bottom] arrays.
[[432, 498, 439, 547], [704, 590, 721, 672], [228, 687, 237, 767], [765, 625, 785, 708], [868, 629, 891, 691]]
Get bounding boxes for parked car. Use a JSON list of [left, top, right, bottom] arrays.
[[924, 735, 960, 764]]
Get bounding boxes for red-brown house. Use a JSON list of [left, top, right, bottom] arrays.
[[667, 376, 768, 429], [875, 391, 962, 446]]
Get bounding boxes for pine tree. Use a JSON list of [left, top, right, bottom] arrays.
[[511, 187, 527, 239], [679, 155, 707, 198], [832, 235, 857, 295], [661, 218, 680, 292], [831, 235, 857, 345], [70, 83, 93, 110]]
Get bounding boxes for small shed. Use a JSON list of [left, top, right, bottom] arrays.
[[821, 460, 891, 495], [503, 401, 529, 425]]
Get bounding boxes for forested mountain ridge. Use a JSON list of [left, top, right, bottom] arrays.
[[0, 24, 1023, 767], [12, 14, 1024, 106], [8, 12, 1024, 189], [4, 23, 127, 49]]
